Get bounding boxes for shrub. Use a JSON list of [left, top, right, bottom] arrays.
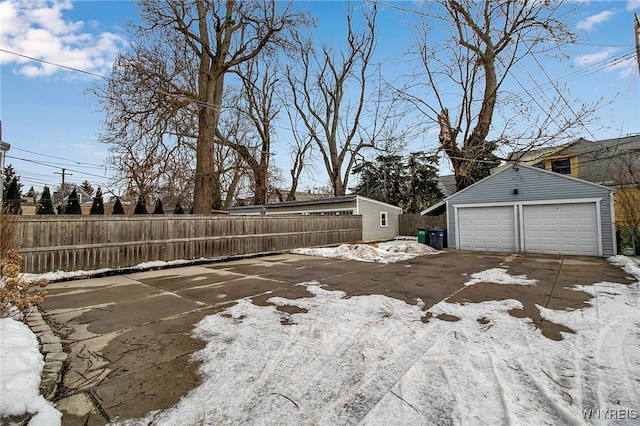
[[112, 198, 125, 215], [153, 198, 164, 215], [134, 194, 147, 215], [0, 249, 48, 319], [0, 208, 17, 256], [65, 188, 82, 215], [37, 186, 55, 215], [90, 187, 105, 215]]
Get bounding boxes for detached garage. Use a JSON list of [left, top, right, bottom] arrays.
[[422, 164, 616, 257]]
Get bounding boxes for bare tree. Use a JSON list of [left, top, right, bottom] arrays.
[[93, 0, 307, 213], [402, 0, 591, 191], [286, 4, 384, 196], [214, 59, 280, 205]]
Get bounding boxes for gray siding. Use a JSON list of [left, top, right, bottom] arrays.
[[357, 198, 402, 242], [446, 165, 615, 256]]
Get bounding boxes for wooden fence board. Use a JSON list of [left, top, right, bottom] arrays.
[[398, 214, 447, 236], [14, 215, 362, 274]]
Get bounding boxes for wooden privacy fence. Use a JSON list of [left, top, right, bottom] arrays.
[[398, 214, 447, 236], [14, 215, 363, 274]]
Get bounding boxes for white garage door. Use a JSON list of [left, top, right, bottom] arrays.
[[458, 206, 516, 252], [523, 203, 598, 256]]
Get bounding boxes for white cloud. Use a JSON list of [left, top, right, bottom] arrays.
[[576, 10, 615, 30], [574, 47, 636, 79], [0, 0, 127, 78], [627, 0, 640, 11], [574, 47, 617, 65], [607, 55, 637, 78]]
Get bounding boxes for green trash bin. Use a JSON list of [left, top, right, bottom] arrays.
[[417, 227, 428, 244]]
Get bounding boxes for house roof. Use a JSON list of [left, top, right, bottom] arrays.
[[501, 134, 640, 185], [420, 200, 446, 216], [228, 195, 402, 212], [420, 163, 615, 215], [504, 139, 583, 164], [437, 175, 457, 197]]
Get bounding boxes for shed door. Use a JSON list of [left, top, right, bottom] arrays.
[[457, 206, 516, 252], [523, 203, 598, 256]]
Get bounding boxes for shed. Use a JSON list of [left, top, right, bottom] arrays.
[[228, 195, 402, 243], [421, 164, 616, 257]]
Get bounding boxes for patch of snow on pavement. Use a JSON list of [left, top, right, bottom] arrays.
[[292, 239, 438, 263], [464, 267, 537, 286], [0, 318, 62, 426], [22, 259, 208, 283], [608, 255, 640, 281], [113, 259, 640, 425]]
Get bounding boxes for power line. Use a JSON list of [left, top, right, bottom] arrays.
[[0, 48, 107, 80], [10, 146, 105, 168], [6, 155, 111, 181]]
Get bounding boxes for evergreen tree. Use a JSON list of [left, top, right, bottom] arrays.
[[3, 176, 22, 214], [134, 194, 147, 214], [64, 188, 82, 215], [174, 203, 185, 214], [37, 186, 55, 215], [353, 153, 443, 214], [26, 186, 37, 199], [153, 198, 164, 214], [3, 165, 22, 199], [80, 180, 94, 196], [90, 187, 105, 215], [112, 198, 125, 215], [3, 165, 23, 214], [352, 155, 405, 207], [404, 153, 444, 214]]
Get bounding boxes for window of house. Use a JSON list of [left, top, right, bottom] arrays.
[[380, 211, 388, 227], [550, 158, 572, 175]]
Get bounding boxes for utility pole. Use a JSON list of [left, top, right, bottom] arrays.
[[635, 13, 640, 76], [55, 168, 72, 192], [54, 168, 72, 211], [0, 121, 10, 208]]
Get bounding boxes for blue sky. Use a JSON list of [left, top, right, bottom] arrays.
[[1, 0, 639, 195]]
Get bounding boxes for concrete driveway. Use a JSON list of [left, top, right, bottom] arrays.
[[39, 251, 634, 425]]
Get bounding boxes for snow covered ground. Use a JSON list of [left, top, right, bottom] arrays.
[[3, 241, 639, 425], [292, 239, 439, 263], [109, 247, 638, 426], [0, 318, 61, 425]]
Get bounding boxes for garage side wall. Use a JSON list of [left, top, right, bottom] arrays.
[[446, 166, 615, 256], [358, 198, 402, 242]]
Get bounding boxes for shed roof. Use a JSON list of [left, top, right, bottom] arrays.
[[229, 195, 402, 213]]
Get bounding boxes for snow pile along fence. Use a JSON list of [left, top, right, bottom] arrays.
[[13, 215, 362, 274]]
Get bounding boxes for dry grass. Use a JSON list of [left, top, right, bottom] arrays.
[[0, 210, 48, 318], [0, 249, 49, 318], [0, 208, 18, 257]]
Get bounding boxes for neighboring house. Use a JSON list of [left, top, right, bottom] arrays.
[[228, 195, 402, 243], [52, 187, 94, 214], [437, 174, 457, 197], [502, 135, 640, 227], [421, 164, 616, 257], [503, 135, 640, 185]]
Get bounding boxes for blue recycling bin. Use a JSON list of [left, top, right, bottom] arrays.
[[427, 227, 447, 250]]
